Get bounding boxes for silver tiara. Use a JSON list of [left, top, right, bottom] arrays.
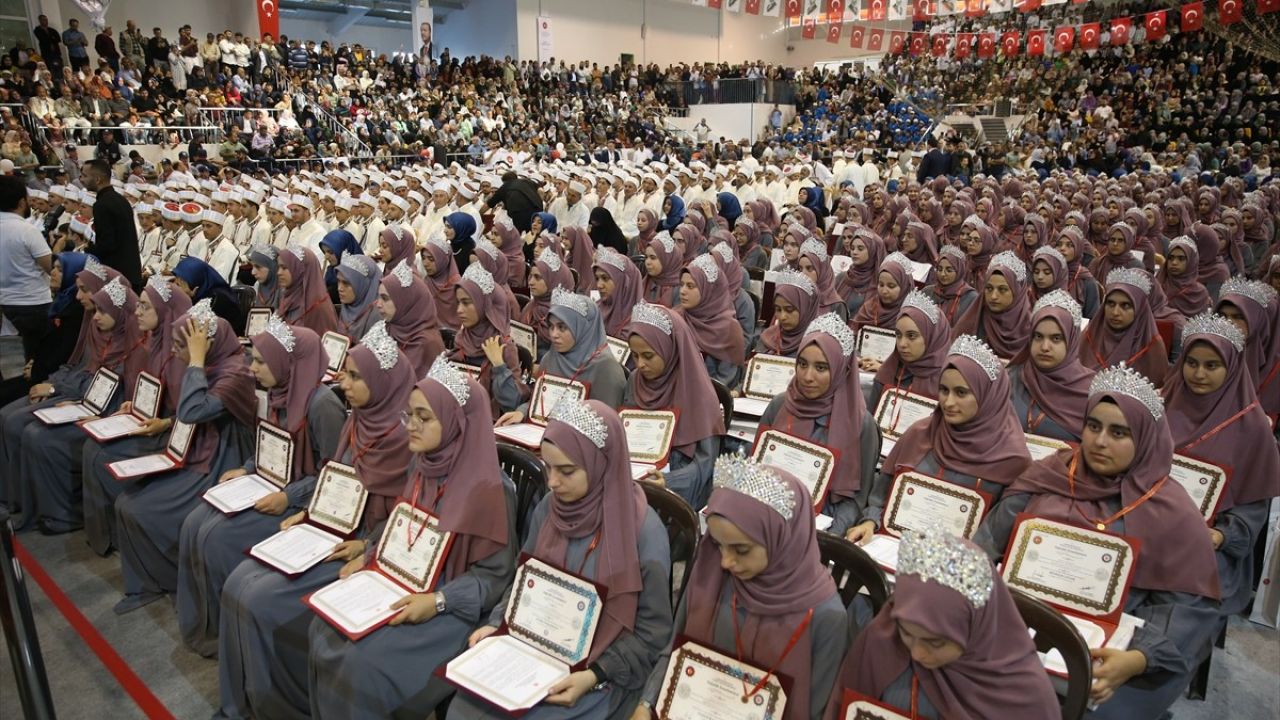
[[550, 287, 594, 318], [630, 303, 673, 335], [390, 259, 414, 288], [989, 250, 1027, 284], [84, 255, 108, 281], [427, 354, 470, 407], [902, 288, 940, 325], [897, 527, 993, 609], [189, 298, 218, 338], [340, 253, 376, 278], [594, 247, 629, 273], [805, 312, 856, 357], [713, 456, 796, 522], [1032, 246, 1066, 270], [939, 244, 967, 264], [461, 262, 495, 295], [1106, 267, 1153, 296], [475, 237, 501, 262], [1032, 289, 1083, 329], [948, 334, 1001, 382], [1168, 236, 1197, 258], [799, 236, 829, 262], [427, 232, 451, 253], [548, 399, 608, 449], [262, 314, 296, 352], [773, 269, 816, 296], [101, 276, 127, 308], [286, 243, 308, 262], [249, 242, 279, 261], [537, 247, 563, 273], [711, 242, 735, 266], [146, 275, 173, 303], [1219, 276, 1278, 310], [652, 231, 676, 255], [1183, 312, 1245, 353], [360, 321, 400, 370], [1090, 363, 1164, 421], [690, 254, 720, 284], [882, 251, 913, 274]]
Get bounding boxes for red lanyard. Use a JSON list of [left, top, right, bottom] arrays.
[[910, 675, 920, 720], [1066, 450, 1166, 531], [346, 423, 398, 465], [887, 367, 911, 431], [730, 594, 812, 703], [406, 471, 446, 550], [1025, 401, 1047, 432], [1178, 399, 1259, 453], [536, 346, 604, 419], [1088, 330, 1156, 370], [576, 529, 602, 576]]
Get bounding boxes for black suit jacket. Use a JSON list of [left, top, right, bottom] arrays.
[[86, 186, 143, 289]]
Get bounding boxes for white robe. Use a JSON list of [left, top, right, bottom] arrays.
[[207, 235, 241, 284]]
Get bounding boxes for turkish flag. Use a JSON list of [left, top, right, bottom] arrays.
[[868, 28, 885, 50], [1052, 25, 1074, 52], [849, 24, 866, 47], [965, 0, 985, 16], [1218, 0, 1243, 21], [907, 32, 924, 55], [1110, 16, 1132, 44], [827, 0, 844, 21], [1146, 10, 1167, 39], [914, 0, 933, 20], [802, 17, 817, 38], [1001, 30, 1020, 56], [1181, 1, 1205, 30], [1027, 29, 1046, 55], [955, 32, 973, 58], [869, 0, 887, 20], [932, 34, 949, 56], [786, 0, 803, 18], [1079, 22, 1100, 48], [977, 32, 996, 57], [1261, 0, 1280, 15], [257, 0, 279, 39], [827, 21, 843, 42], [1020, 0, 1041, 11], [746, 0, 761, 13], [889, 31, 907, 54], [708, 0, 723, 8]]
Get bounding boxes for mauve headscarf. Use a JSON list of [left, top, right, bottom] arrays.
[[643, 233, 682, 307], [1088, 222, 1141, 283], [885, 341, 1032, 485], [904, 220, 939, 267], [89, 278, 147, 396], [749, 198, 781, 234], [633, 209, 658, 255], [379, 225, 417, 276], [142, 278, 192, 413], [1081, 273, 1167, 386], [1007, 392, 1222, 599], [493, 217, 528, 287], [735, 218, 761, 261], [381, 263, 445, 379], [1158, 237, 1211, 318], [841, 537, 1058, 720], [836, 230, 886, 303], [593, 249, 644, 336], [68, 259, 122, 367], [423, 239, 462, 329], [278, 246, 339, 336], [522, 249, 574, 345], [338, 341, 414, 525], [563, 226, 596, 292], [875, 301, 951, 400], [336, 254, 382, 340], [1124, 207, 1158, 273], [709, 235, 744, 291], [621, 306, 724, 454], [850, 255, 912, 333], [801, 240, 845, 310], [1192, 222, 1231, 287], [171, 311, 257, 474], [1018, 214, 1049, 267], [253, 324, 326, 479], [1030, 246, 1068, 301], [686, 471, 836, 720], [952, 260, 1032, 360], [1056, 226, 1097, 309], [673, 223, 703, 266], [456, 267, 513, 358], [1010, 301, 1095, 433], [248, 245, 280, 308], [678, 260, 745, 366], [962, 217, 997, 286], [1216, 209, 1250, 276], [759, 274, 820, 357], [536, 402, 647, 664], [1216, 280, 1279, 387], [407, 374, 509, 584]]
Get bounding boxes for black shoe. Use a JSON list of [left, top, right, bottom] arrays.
[[36, 519, 82, 536]]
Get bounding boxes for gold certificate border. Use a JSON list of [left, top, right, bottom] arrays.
[[873, 389, 938, 439], [885, 473, 986, 539], [743, 353, 797, 400], [309, 461, 366, 535], [857, 326, 896, 359], [133, 371, 163, 419], [606, 336, 632, 366], [529, 374, 589, 425], [1008, 519, 1132, 616], [659, 642, 784, 719], [376, 503, 450, 593], [321, 331, 350, 373], [752, 430, 834, 510], [254, 420, 294, 488], [620, 409, 678, 465], [509, 321, 538, 359], [1170, 454, 1227, 521]]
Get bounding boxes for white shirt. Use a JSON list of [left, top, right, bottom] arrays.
[[0, 210, 52, 304]]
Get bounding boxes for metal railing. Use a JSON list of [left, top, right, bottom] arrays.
[[0, 511, 56, 720], [49, 125, 226, 147], [657, 78, 797, 108], [313, 105, 372, 156]]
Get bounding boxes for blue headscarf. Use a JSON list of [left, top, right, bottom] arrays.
[[49, 252, 90, 317], [716, 192, 742, 229], [319, 229, 363, 288], [445, 212, 479, 273], [533, 211, 558, 234], [172, 256, 232, 301], [803, 185, 826, 214], [661, 194, 686, 232]]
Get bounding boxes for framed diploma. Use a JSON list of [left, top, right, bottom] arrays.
[[882, 472, 989, 540], [872, 389, 937, 445], [203, 472, 280, 515], [509, 321, 539, 361], [1025, 434, 1072, 462], [452, 362, 483, 382], [656, 640, 787, 720], [79, 372, 163, 442], [244, 307, 271, 338], [620, 408, 679, 468], [840, 690, 910, 720], [373, 502, 454, 593], [35, 367, 121, 425], [741, 354, 797, 401], [253, 421, 295, 489], [857, 326, 897, 364], [494, 423, 547, 449], [131, 372, 163, 420], [305, 567, 410, 641], [105, 420, 196, 480], [751, 430, 838, 511], [307, 462, 368, 536], [528, 374, 591, 425], [1168, 453, 1229, 522], [606, 336, 632, 366], [1001, 515, 1140, 632], [906, 259, 932, 285], [320, 331, 350, 379]]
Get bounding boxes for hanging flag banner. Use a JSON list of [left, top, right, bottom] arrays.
[[1145, 9, 1167, 39], [889, 30, 907, 53], [1218, 0, 1242, 22], [910, 31, 927, 55], [802, 15, 818, 37], [257, 0, 279, 39], [537, 15, 553, 62], [977, 31, 996, 56], [1001, 29, 1020, 55], [868, 27, 885, 49], [1026, 28, 1046, 54], [1181, 1, 1204, 29], [954, 32, 973, 57], [827, 19, 843, 41], [1053, 24, 1074, 51], [1110, 16, 1132, 44], [746, 0, 761, 13], [931, 33, 949, 56], [785, 0, 802, 19], [850, 23, 866, 47], [1079, 22, 1100, 48]]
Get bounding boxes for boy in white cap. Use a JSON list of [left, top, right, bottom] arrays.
[[266, 196, 291, 248], [287, 194, 326, 255], [203, 209, 241, 282], [135, 203, 164, 277]]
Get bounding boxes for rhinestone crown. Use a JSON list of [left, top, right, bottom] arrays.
[[594, 247, 629, 272], [1168, 236, 1197, 258], [1032, 245, 1067, 271], [249, 243, 279, 261], [537, 247, 563, 273], [189, 298, 218, 338], [799, 236, 829, 262], [949, 334, 1001, 381], [690, 254, 720, 284], [360, 321, 401, 370], [1032, 289, 1083, 329], [262, 314, 296, 352], [1106, 267, 1153, 296], [989, 250, 1027, 284], [1219, 276, 1278, 310], [427, 355, 470, 407], [711, 242, 735, 265], [713, 456, 796, 522], [897, 527, 993, 609], [651, 231, 676, 255], [461, 262, 496, 295], [882, 251, 913, 274], [475, 237, 501, 262], [773, 269, 816, 296], [146, 275, 173, 302], [285, 243, 307, 261], [902, 288, 941, 325], [939, 244, 967, 265], [390, 259, 415, 288], [550, 287, 594, 318], [548, 399, 608, 449], [1182, 312, 1245, 353], [630, 303, 673, 335], [1089, 363, 1164, 421], [805, 312, 856, 357], [340, 253, 376, 278], [84, 255, 108, 281], [101, 276, 127, 308]]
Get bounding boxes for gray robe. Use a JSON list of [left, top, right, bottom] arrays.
[[1214, 500, 1270, 616], [83, 432, 169, 555], [307, 478, 519, 719], [449, 496, 673, 720], [925, 286, 978, 327], [176, 387, 345, 657], [1008, 364, 1081, 443], [621, 384, 721, 510]]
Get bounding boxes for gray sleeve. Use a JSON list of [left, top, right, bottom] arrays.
[[594, 513, 675, 690], [861, 470, 895, 528], [662, 436, 720, 510], [486, 497, 551, 627], [1214, 500, 1269, 560], [438, 479, 519, 624], [176, 366, 227, 424], [808, 597, 851, 720], [829, 412, 881, 535], [490, 363, 525, 413], [972, 493, 1032, 562], [1126, 590, 1220, 683], [51, 367, 93, 398], [641, 586, 690, 706], [285, 390, 348, 506], [589, 360, 627, 411], [759, 394, 786, 428], [826, 497, 863, 537]]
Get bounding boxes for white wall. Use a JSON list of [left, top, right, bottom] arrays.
[[55, 0, 257, 46], [666, 102, 795, 144], [434, 0, 518, 59], [279, 17, 415, 57]]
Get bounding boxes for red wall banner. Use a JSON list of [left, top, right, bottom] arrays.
[[257, 0, 280, 39]]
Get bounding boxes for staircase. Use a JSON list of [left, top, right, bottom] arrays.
[[978, 116, 1008, 145]]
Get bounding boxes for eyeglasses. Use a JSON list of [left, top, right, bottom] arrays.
[[400, 411, 427, 428]]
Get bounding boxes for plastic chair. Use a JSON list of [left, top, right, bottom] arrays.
[[1011, 589, 1092, 720], [815, 532, 891, 614], [639, 481, 700, 603], [496, 442, 547, 542]]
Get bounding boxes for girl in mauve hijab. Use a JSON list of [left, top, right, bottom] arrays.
[[1007, 290, 1095, 442], [975, 366, 1222, 720], [1051, 226, 1102, 319], [677, 254, 746, 388], [592, 247, 644, 337], [334, 253, 382, 341], [1163, 313, 1280, 619], [798, 236, 850, 321], [641, 231, 681, 308], [1029, 245, 1069, 303], [951, 250, 1033, 361], [850, 253, 913, 366], [1089, 222, 1144, 283], [277, 244, 339, 336], [454, 263, 530, 417], [755, 270, 821, 358], [422, 234, 462, 329], [310, 359, 519, 719], [638, 458, 848, 720], [1080, 268, 1169, 388], [451, 400, 672, 720], [836, 229, 886, 319], [870, 289, 951, 408], [826, 529, 1058, 720], [1156, 237, 1211, 320], [378, 260, 447, 379], [519, 247, 575, 360], [926, 245, 978, 326], [733, 217, 769, 274]]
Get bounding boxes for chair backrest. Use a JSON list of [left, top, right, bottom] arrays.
[[630, 254, 647, 271], [440, 327, 456, 351], [639, 481, 700, 603], [710, 378, 733, 428], [514, 292, 531, 310], [747, 290, 762, 329], [496, 442, 547, 542], [516, 345, 535, 383], [816, 531, 891, 615], [1011, 589, 1092, 720], [232, 285, 256, 317]]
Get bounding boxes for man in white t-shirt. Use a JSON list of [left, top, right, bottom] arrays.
[[0, 176, 54, 365]]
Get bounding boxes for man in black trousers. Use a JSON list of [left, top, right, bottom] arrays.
[[81, 159, 142, 289]]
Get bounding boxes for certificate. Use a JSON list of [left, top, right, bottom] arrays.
[[1025, 434, 1071, 462], [80, 412, 146, 441], [448, 635, 572, 712], [1168, 453, 1229, 521], [494, 423, 547, 449], [505, 557, 605, 665], [862, 535, 901, 572], [741, 354, 797, 400], [131, 372, 162, 419], [882, 472, 988, 540], [657, 641, 787, 720], [906, 260, 933, 285], [308, 462, 368, 535], [620, 409, 678, 466], [733, 396, 772, 418], [1041, 613, 1145, 675], [606, 336, 632, 366], [81, 367, 121, 414], [320, 331, 350, 377], [1001, 516, 1139, 620], [509, 321, 539, 360], [253, 421, 294, 488], [306, 568, 408, 639], [105, 420, 196, 480], [203, 473, 279, 514], [255, 388, 269, 420], [873, 389, 937, 441], [373, 502, 453, 593], [250, 523, 344, 576], [528, 374, 590, 425], [840, 690, 910, 720], [453, 362, 483, 382], [244, 307, 271, 338], [35, 403, 97, 425], [830, 255, 853, 275], [857, 326, 897, 363], [751, 430, 837, 510]]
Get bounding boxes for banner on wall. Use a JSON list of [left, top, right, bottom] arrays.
[[256, 0, 279, 39], [537, 15, 554, 62], [412, 0, 433, 60]]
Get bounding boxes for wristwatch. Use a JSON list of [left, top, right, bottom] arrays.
[[435, 591, 447, 615]]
